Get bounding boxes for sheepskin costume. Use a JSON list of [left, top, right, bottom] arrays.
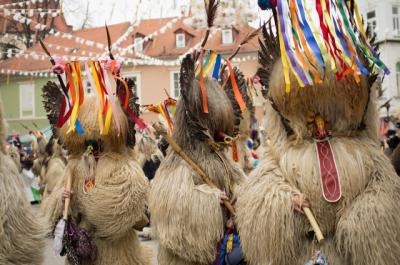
[[235, 25, 400, 265], [225, 73, 256, 174], [135, 133, 164, 169], [39, 137, 67, 202], [7, 144, 22, 172], [32, 134, 49, 177], [0, 98, 47, 265], [41, 78, 151, 265], [149, 53, 246, 265]]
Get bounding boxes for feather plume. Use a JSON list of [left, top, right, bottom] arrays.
[[179, 53, 212, 142], [42, 81, 63, 136], [105, 24, 115, 60], [118, 77, 139, 147], [223, 67, 247, 137], [205, 0, 219, 28], [53, 218, 65, 255], [256, 22, 279, 97], [200, 0, 220, 49]]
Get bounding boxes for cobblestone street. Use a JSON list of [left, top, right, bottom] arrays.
[[33, 205, 158, 265]]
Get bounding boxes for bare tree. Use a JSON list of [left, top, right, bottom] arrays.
[[4, 0, 63, 49]]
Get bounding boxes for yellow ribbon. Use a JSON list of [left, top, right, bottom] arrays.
[[66, 63, 79, 134], [90, 61, 105, 134], [305, 1, 332, 72], [277, 13, 292, 93]]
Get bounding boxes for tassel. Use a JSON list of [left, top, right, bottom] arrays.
[[227, 234, 233, 253], [53, 218, 65, 255], [83, 146, 96, 193], [232, 141, 239, 162]]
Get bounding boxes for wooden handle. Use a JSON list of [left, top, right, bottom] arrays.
[[303, 207, 324, 242], [62, 170, 72, 220], [153, 123, 236, 215]]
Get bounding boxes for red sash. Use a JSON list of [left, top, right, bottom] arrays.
[[315, 140, 342, 202]]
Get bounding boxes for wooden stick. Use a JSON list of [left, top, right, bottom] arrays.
[[153, 123, 236, 215], [62, 170, 72, 220], [303, 207, 324, 242]]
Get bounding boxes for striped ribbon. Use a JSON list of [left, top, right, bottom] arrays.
[[273, 0, 390, 92]]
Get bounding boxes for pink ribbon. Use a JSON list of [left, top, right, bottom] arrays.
[[51, 56, 66, 75]]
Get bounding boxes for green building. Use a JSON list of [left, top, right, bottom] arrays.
[[0, 76, 51, 135]]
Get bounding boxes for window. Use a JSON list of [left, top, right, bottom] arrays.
[[19, 82, 35, 118], [393, 6, 400, 36], [125, 73, 141, 104], [367, 11, 376, 39], [85, 80, 93, 94], [396, 62, 400, 97], [176, 33, 185, 48], [222, 29, 233, 44], [170, 71, 180, 98], [134, 37, 143, 52]]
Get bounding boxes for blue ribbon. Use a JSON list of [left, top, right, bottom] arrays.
[[278, 0, 310, 85], [296, 0, 325, 70], [212, 54, 222, 80], [75, 120, 84, 135]]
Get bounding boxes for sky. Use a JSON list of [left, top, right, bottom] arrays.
[[61, 0, 267, 30], [62, 0, 195, 29]]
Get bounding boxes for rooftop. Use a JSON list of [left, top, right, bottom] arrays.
[[0, 17, 259, 74]]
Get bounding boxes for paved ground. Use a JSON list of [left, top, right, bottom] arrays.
[[33, 205, 158, 265], [43, 239, 158, 265]]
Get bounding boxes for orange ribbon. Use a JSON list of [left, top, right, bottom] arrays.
[[226, 60, 246, 112], [232, 141, 239, 162]]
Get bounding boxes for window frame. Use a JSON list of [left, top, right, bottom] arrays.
[[222, 28, 233, 45], [170, 70, 180, 99], [19, 81, 35, 119], [124, 72, 142, 104], [366, 10, 377, 39], [393, 6, 400, 37], [176, 33, 186, 48], [134, 37, 143, 53]]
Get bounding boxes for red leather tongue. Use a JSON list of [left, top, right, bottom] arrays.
[[315, 140, 342, 202]]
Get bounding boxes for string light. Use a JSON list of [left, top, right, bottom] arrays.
[[0, 0, 59, 9]]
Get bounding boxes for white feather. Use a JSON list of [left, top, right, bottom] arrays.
[[53, 218, 65, 255]]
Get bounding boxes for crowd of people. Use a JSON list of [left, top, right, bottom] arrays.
[[1, 0, 400, 265]]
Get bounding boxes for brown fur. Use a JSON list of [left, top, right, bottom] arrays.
[[7, 145, 21, 172], [0, 99, 47, 265], [149, 78, 246, 265], [226, 109, 254, 173], [236, 61, 400, 265], [43, 94, 151, 265], [135, 134, 164, 168]]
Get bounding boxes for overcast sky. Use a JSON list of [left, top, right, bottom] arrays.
[[62, 0, 197, 29], [61, 0, 266, 29]]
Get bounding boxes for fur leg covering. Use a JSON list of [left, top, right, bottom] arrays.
[[80, 157, 149, 241], [158, 245, 205, 265], [236, 157, 301, 265], [149, 162, 224, 264], [77, 231, 152, 265], [336, 156, 400, 265], [0, 152, 47, 265]]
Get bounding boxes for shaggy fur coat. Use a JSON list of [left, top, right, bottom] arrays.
[[39, 138, 67, 202], [235, 61, 400, 265], [229, 109, 255, 174], [149, 78, 246, 265], [0, 99, 47, 265], [42, 95, 151, 265]]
